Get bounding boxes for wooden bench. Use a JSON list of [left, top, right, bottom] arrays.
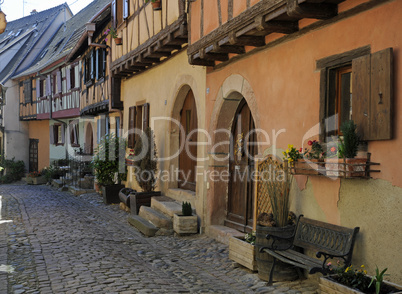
[[259, 215, 360, 284]]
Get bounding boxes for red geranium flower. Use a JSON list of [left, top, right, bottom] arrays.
[[308, 140, 313, 146], [330, 147, 336, 152]]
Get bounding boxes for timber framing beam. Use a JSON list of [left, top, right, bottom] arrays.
[[111, 15, 188, 78], [188, 0, 345, 67]]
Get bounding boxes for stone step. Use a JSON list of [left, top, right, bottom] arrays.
[[128, 215, 159, 237], [51, 179, 64, 188], [207, 225, 245, 245], [151, 196, 182, 218], [165, 188, 196, 207], [138, 206, 172, 230], [68, 186, 95, 196]]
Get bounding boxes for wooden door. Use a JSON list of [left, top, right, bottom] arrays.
[[29, 139, 39, 172], [179, 91, 198, 191], [226, 100, 257, 232]]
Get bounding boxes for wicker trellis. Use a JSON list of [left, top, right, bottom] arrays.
[[253, 155, 287, 231]]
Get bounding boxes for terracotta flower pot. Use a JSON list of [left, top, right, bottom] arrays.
[[114, 37, 122, 45], [151, 0, 161, 10]]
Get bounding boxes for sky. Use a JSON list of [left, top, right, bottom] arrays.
[[0, 0, 95, 22]]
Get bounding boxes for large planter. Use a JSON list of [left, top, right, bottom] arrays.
[[173, 213, 197, 235], [345, 158, 367, 177], [325, 158, 368, 178], [25, 176, 47, 185], [129, 191, 161, 215], [256, 224, 298, 282], [102, 184, 125, 204], [290, 159, 323, 175], [229, 236, 257, 271], [319, 275, 402, 294]]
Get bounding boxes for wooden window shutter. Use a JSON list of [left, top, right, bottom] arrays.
[[46, 75, 51, 96], [103, 49, 106, 77], [66, 67, 71, 90], [50, 125, 55, 144], [128, 106, 136, 148], [123, 0, 129, 19], [143, 103, 150, 130], [112, 0, 117, 28], [83, 59, 87, 83], [352, 48, 393, 140], [57, 71, 62, 93], [36, 79, 40, 98]]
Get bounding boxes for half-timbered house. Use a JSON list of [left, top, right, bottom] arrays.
[[110, 0, 206, 214]]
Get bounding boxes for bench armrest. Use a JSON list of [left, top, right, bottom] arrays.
[[316, 251, 351, 274]]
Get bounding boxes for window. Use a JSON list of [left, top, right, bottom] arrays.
[[23, 79, 32, 103], [96, 48, 106, 81], [112, 0, 129, 28], [318, 47, 393, 142], [67, 65, 76, 91], [50, 124, 65, 146], [97, 115, 109, 144], [36, 78, 45, 98], [52, 71, 62, 94], [84, 53, 95, 84], [115, 117, 120, 137], [128, 103, 149, 148], [69, 121, 79, 147]]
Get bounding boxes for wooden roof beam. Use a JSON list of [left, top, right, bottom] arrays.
[[199, 48, 229, 62], [255, 16, 298, 34], [287, 0, 337, 19], [188, 55, 215, 67], [211, 42, 246, 54], [229, 31, 265, 47]]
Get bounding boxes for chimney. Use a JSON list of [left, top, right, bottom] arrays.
[[30, 9, 38, 15]]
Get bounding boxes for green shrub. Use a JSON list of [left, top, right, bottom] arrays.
[[0, 158, 25, 183]]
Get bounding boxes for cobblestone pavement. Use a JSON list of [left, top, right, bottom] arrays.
[[0, 184, 320, 294]]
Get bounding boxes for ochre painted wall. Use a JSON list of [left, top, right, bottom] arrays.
[[202, 0, 402, 284], [29, 120, 50, 171], [121, 51, 207, 225]]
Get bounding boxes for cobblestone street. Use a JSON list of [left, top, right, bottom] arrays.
[[0, 184, 319, 293]]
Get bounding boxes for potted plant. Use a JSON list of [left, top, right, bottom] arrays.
[[229, 231, 257, 271], [256, 158, 298, 282], [24, 170, 47, 185], [320, 264, 402, 294], [173, 201, 198, 235], [104, 27, 122, 45], [282, 144, 304, 174], [92, 134, 127, 204], [129, 127, 161, 214], [146, 0, 162, 10], [325, 120, 367, 177]]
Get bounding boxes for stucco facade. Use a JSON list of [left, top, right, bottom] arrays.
[[122, 51, 207, 225], [190, 0, 401, 284]]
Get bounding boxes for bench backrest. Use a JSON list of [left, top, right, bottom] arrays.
[[293, 216, 360, 259]]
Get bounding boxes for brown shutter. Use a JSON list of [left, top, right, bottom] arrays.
[[143, 103, 150, 130], [352, 48, 393, 140], [57, 71, 62, 93], [352, 54, 370, 140], [128, 106, 136, 148]]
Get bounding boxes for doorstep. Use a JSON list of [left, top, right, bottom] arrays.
[[207, 225, 245, 245]]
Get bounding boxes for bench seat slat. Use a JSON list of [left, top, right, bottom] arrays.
[[262, 248, 323, 273]]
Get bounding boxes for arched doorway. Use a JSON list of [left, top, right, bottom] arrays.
[[226, 99, 257, 232], [178, 90, 198, 191], [85, 123, 93, 155]]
